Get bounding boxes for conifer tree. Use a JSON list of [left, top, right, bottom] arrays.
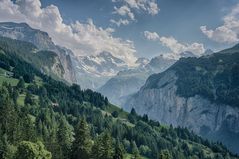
[[158, 149, 172, 159], [113, 139, 124, 159], [0, 87, 19, 143], [91, 131, 113, 159], [101, 131, 114, 159], [15, 141, 52, 159], [57, 115, 73, 159], [24, 91, 34, 105], [72, 118, 92, 159], [131, 141, 141, 159], [16, 78, 25, 93]]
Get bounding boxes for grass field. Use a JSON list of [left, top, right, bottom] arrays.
[[125, 153, 149, 159], [105, 104, 129, 119], [0, 75, 19, 86], [17, 93, 39, 106]]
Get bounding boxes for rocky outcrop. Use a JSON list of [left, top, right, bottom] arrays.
[[124, 71, 239, 153], [0, 22, 76, 83]]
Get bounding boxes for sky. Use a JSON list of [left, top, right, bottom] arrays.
[[0, 0, 239, 64]]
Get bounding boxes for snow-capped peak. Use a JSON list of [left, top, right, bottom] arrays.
[[75, 51, 128, 77]]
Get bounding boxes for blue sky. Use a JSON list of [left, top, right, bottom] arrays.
[[40, 0, 238, 58], [0, 0, 239, 63]]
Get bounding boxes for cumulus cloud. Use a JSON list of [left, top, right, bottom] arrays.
[[144, 31, 160, 41], [124, 0, 159, 15], [0, 0, 137, 65], [113, 5, 135, 20], [144, 31, 205, 58], [111, 0, 159, 27], [200, 3, 239, 43], [110, 19, 130, 26]]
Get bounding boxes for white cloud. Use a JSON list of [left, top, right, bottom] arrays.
[[110, 19, 130, 26], [111, 0, 159, 27], [113, 5, 135, 20], [144, 31, 159, 41], [144, 31, 205, 58], [200, 3, 239, 43], [124, 0, 159, 15], [0, 0, 137, 65]]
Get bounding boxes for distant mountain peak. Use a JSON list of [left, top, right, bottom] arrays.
[[204, 49, 214, 55], [179, 51, 197, 58], [76, 51, 128, 77], [99, 51, 112, 57], [135, 57, 150, 67]]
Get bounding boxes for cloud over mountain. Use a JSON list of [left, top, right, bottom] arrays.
[[144, 31, 205, 58], [0, 0, 137, 65]]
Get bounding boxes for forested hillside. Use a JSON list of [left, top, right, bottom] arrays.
[[0, 38, 238, 159], [0, 36, 65, 81]]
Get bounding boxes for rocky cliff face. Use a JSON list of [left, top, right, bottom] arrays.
[[124, 68, 239, 154], [0, 22, 76, 83]]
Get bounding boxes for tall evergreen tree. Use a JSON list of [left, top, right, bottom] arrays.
[[101, 131, 114, 159], [113, 139, 124, 159], [0, 87, 19, 144], [15, 141, 52, 159], [24, 91, 34, 105], [91, 131, 113, 159], [16, 78, 25, 93], [57, 115, 73, 159], [131, 141, 141, 159], [158, 149, 172, 159], [72, 118, 92, 159]]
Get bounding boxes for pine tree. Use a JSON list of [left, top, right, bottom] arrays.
[[15, 141, 52, 159], [113, 139, 124, 159], [16, 78, 25, 93], [0, 87, 19, 144], [158, 149, 172, 159], [57, 115, 73, 159], [91, 131, 113, 159], [72, 118, 92, 159], [101, 131, 114, 159], [19, 113, 36, 142], [131, 141, 141, 159], [24, 91, 34, 105], [12, 88, 18, 105]]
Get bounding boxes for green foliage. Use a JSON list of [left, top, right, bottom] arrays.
[[24, 91, 35, 105], [158, 149, 172, 159], [113, 139, 124, 159], [91, 131, 114, 159], [17, 78, 25, 90], [15, 141, 52, 159], [57, 115, 73, 158], [72, 118, 92, 159], [112, 110, 119, 118], [131, 141, 141, 159]]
